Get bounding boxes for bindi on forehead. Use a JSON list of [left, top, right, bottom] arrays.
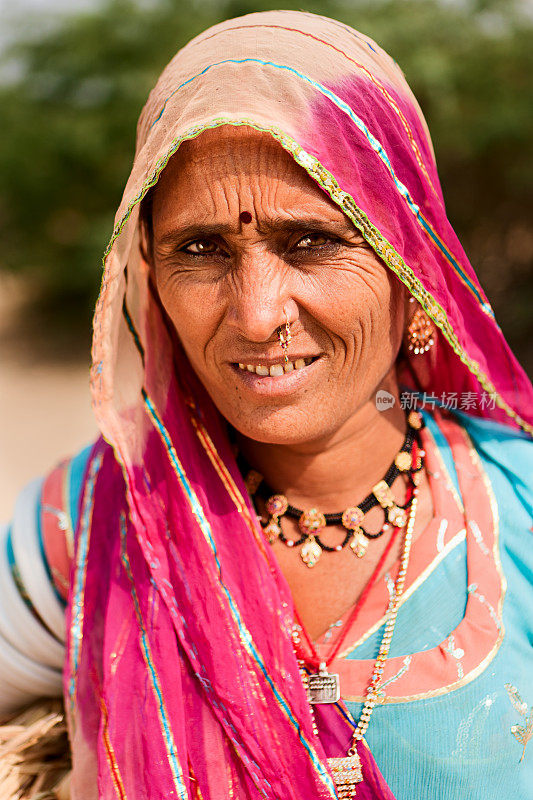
[[239, 210, 253, 224]]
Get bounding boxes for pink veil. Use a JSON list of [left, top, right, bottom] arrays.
[[65, 11, 533, 800]]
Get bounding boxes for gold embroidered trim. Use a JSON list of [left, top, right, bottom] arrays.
[[342, 631, 505, 705], [338, 528, 466, 658], [100, 117, 532, 435]]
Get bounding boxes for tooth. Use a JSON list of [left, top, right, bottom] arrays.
[[294, 358, 306, 370], [256, 365, 269, 376], [305, 357, 313, 366], [284, 361, 294, 372], [238, 363, 245, 369], [269, 364, 284, 377], [246, 365, 255, 372]]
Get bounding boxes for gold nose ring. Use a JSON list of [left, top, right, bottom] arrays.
[[277, 313, 292, 364]]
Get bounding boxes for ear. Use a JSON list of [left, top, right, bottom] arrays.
[[139, 214, 153, 267], [138, 187, 155, 267]]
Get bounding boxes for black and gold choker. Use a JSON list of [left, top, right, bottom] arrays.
[[239, 410, 425, 567]]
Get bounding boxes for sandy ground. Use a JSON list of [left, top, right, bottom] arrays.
[[0, 276, 96, 522]]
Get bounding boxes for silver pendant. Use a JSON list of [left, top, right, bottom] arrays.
[[307, 662, 340, 704], [327, 754, 363, 798]]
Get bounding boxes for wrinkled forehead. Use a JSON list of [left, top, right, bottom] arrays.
[[171, 124, 275, 160], [153, 126, 332, 204], [144, 125, 353, 237], [156, 126, 299, 184]]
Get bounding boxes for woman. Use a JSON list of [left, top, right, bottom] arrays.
[[1, 10, 532, 799]]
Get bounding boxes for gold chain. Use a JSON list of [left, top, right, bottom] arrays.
[[347, 489, 417, 752], [293, 488, 418, 750]]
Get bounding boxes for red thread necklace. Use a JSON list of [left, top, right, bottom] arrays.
[[292, 477, 416, 704]]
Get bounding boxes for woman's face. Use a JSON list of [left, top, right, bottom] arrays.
[[150, 128, 406, 446]]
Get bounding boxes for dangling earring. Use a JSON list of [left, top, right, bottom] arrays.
[[406, 299, 435, 355], [277, 312, 292, 364]]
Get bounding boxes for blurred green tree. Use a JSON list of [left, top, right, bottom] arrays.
[[0, 0, 531, 369]]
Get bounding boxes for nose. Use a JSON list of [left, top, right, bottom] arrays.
[[225, 252, 295, 343]]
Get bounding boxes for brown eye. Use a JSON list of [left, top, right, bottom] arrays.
[[294, 233, 331, 249], [182, 239, 219, 254]]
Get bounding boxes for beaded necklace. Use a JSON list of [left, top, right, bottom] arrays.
[[240, 411, 423, 567]]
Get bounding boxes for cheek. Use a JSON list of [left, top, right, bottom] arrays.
[[155, 274, 218, 364], [316, 256, 402, 355]]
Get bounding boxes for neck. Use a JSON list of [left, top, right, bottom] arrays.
[[236, 375, 407, 513]]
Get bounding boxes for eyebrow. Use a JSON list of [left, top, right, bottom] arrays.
[[155, 216, 357, 251]]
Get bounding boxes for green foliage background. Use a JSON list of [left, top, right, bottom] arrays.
[[1, 0, 532, 370]]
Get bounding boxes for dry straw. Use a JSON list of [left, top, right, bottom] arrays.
[[0, 700, 71, 800]]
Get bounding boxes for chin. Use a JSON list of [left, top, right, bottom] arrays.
[[222, 405, 334, 446]]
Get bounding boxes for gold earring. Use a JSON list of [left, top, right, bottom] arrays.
[[277, 313, 292, 364], [406, 304, 435, 355]]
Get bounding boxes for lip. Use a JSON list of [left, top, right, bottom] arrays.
[[229, 356, 323, 397]]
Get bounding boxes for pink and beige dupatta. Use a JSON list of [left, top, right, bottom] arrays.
[[65, 11, 533, 799]]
